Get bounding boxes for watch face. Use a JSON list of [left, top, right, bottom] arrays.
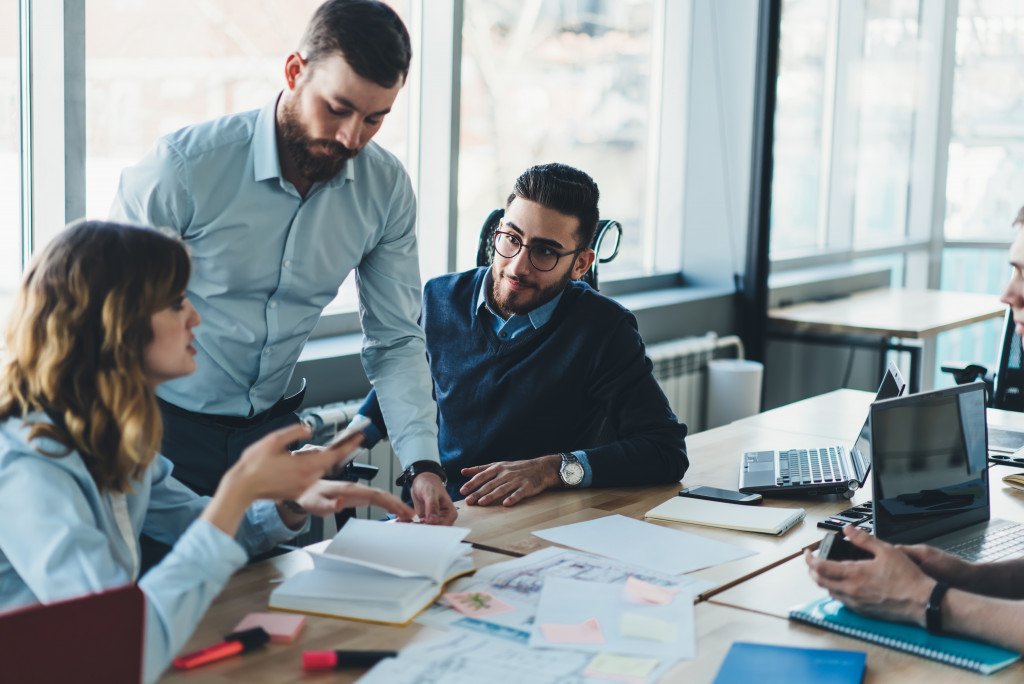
[[561, 462, 585, 486]]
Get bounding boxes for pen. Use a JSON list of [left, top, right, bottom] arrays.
[[172, 627, 270, 670], [302, 649, 398, 670]]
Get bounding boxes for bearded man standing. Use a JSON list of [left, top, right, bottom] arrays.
[[111, 0, 455, 526]]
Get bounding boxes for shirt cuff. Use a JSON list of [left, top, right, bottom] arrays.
[[574, 450, 594, 488], [172, 518, 248, 578], [392, 433, 442, 470], [355, 414, 384, 449], [240, 499, 310, 555]]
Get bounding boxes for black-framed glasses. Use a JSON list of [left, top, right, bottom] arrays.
[[492, 230, 583, 272]]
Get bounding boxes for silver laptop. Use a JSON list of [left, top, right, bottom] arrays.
[[871, 381, 1024, 563], [739, 362, 906, 497]]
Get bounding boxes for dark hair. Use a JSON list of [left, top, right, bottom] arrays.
[[506, 163, 601, 249], [299, 0, 412, 88], [1015, 205, 1024, 227]]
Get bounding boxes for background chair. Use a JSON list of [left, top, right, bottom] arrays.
[[475, 208, 623, 291], [941, 309, 1024, 411]]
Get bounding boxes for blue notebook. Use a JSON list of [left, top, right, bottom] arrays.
[[714, 641, 865, 684], [790, 597, 1021, 675]]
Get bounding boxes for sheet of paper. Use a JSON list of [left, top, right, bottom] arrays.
[[625, 577, 677, 605], [444, 590, 514, 618], [529, 577, 695, 659], [417, 547, 712, 641], [584, 653, 660, 684], [540, 617, 606, 644], [532, 514, 754, 575], [620, 612, 676, 643]]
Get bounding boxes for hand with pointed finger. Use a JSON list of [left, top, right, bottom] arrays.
[[460, 455, 562, 507], [296, 480, 415, 521], [804, 525, 936, 626]]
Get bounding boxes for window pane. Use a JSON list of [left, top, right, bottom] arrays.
[[1, 2, 19, 321], [770, 0, 833, 257], [458, 0, 655, 278], [84, 1, 411, 315], [944, 0, 1024, 241], [851, 0, 921, 247]]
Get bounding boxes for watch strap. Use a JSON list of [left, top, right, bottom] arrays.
[[925, 581, 950, 634], [395, 460, 447, 488]]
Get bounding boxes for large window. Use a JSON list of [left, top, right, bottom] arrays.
[[458, 0, 657, 277], [1, 3, 20, 319]]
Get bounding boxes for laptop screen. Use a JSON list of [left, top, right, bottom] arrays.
[[871, 382, 989, 544], [849, 361, 907, 483]]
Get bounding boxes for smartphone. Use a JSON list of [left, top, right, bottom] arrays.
[[817, 531, 874, 561], [678, 485, 762, 505]]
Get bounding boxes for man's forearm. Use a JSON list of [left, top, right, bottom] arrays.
[[943, 588, 1024, 651], [959, 558, 1024, 599]]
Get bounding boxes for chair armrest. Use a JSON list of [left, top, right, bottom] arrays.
[[940, 361, 989, 385]]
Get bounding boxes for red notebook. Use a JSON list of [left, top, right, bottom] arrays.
[[0, 584, 144, 683]]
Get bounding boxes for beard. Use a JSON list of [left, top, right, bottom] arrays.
[[278, 98, 356, 184], [490, 265, 573, 319]]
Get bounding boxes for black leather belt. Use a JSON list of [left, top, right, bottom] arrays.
[[159, 378, 307, 429]]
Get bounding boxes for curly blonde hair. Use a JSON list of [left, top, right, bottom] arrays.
[[0, 221, 191, 492]]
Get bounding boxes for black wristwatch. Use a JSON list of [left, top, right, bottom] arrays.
[[395, 460, 448, 488], [925, 581, 950, 634]]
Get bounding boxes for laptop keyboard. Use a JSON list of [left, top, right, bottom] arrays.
[[777, 447, 849, 487], [942, 521, 1024, 563]]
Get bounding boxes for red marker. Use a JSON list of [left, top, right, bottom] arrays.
[[302, 650, 397, 670], [172, 627, 270, 670]]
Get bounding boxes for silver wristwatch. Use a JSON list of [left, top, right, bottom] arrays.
[[558, 452, 585, 488]]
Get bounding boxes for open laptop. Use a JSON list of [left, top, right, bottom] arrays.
[[871, 381, 1024, 562], [739, 361, 906, 497]]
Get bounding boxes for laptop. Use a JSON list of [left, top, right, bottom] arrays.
[[739, 361, 906, 497], [871, 381, 1024, 562]]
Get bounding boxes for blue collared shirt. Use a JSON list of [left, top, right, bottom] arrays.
[[111, 96, 439, 467], [0, 413, 302, 683], [475, 275, 594, 487]]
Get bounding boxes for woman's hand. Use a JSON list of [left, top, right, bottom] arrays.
[[296, 480, 415, 521]]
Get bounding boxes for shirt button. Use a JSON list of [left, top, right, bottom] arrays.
[[264, 347, 272, 355], [269, 301, 277, 309], [283, 260, 291, 268]]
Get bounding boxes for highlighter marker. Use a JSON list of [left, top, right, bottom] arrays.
[[172, 627, 270, 670], [302, 649, 398, 671]]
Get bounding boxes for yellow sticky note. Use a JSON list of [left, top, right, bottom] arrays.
[[620, 612, 677, 643], [584, 653, 660, 683]]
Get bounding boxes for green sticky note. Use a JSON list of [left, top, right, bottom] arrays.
[[584, 653, 660, 680], [620, 612, 677, 643]]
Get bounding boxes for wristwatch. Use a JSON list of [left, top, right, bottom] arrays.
[[395, 460, 448, 488], [925, 581, 950, 634], [558, 453, 585, 488]]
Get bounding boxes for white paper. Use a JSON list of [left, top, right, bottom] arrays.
[[532, 514, 755, 575], [358, 630, 674, 684], [529, 577, 695, 659]]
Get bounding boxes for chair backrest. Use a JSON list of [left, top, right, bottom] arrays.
[[992, 308, 1024, 411], [0, 584, 144, 682], [475, 208, 622, 291]]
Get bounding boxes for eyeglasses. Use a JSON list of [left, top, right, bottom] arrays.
[[492, 230, 583, 272]]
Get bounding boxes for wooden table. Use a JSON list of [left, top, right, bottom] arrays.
[[769, 288, 1005, 392], [162, 389, 1024, 682]]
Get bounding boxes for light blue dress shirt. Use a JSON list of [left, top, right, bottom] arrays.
[[0, 414, 302, 684], [111, 96, 439, 467], [476, 276, 594, 486]]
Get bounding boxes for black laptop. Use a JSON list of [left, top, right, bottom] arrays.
[[871, 381, 1024, 562], [739, 362, 906, 497]]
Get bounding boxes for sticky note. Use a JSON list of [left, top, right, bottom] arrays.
[[444, 590, 514, 617], [584, 653, 660, 684], [540, 617, 606, 644], [232, 612, 305, 643], [620, 612, 676, 643], [624, 576, 678, 605]]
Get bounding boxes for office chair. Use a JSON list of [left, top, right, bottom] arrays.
[[475, 208, 623, 291], [941, 309, 1024, 411]]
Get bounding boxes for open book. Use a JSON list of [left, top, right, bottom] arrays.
[[269, 519, 475, 625]]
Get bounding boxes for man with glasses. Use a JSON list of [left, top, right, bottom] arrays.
[[357, 163, 689, 506]]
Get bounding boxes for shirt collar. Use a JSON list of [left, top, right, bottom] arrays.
[[477, 270, 565, 330], [253, 94, 356, 188]]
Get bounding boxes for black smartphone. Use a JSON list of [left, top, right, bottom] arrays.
[[817, 531, 874, 561], [678, 485, 762, 505]]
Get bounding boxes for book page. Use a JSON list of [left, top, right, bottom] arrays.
[[317, 519, 470, 581]]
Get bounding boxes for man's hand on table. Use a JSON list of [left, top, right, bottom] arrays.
[[410, 472, 458, 525], [460, 454, 562, 507]]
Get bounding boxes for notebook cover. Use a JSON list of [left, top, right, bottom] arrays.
[[645, 495, 805, 535], [713, 641, 865, 684], [790, 597, 1020, 675]]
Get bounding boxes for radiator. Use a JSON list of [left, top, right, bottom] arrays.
[[646, 333, 744, 434]]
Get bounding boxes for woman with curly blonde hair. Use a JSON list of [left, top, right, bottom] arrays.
[[0, 221, 412, 683]]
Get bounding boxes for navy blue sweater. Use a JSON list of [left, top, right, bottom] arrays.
[[360, 267, 688, 500]]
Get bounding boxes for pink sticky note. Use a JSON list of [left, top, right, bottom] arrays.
[[624, 576, 678, 606], [540, 617, 606, 644], [232, 612, 305, 643], [444, 591, 515, 617]]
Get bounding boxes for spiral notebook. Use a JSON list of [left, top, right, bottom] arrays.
[[789, 598, 1020, 675]]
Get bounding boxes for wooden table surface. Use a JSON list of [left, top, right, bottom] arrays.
[[768, 288, 1005, 339]]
